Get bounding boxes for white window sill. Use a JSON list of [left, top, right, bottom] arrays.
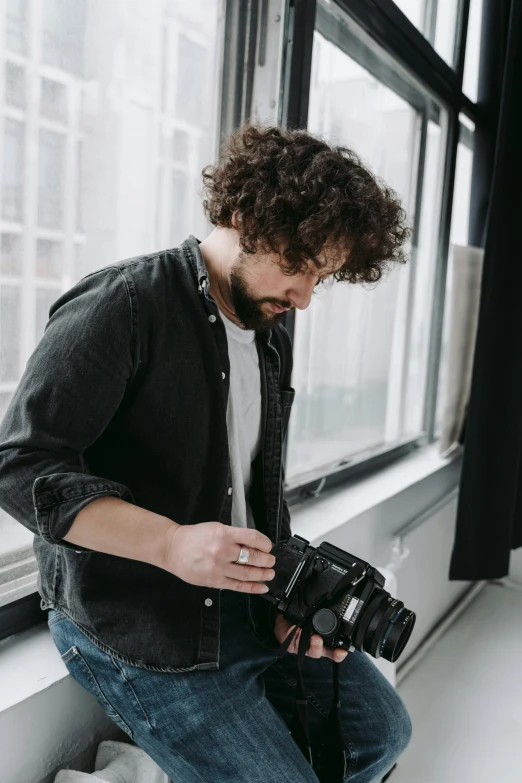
[[290, 442, 462, 543], [0, 623, 68, 713]]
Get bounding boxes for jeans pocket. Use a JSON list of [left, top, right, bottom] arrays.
[[59, 644, 134, 740]]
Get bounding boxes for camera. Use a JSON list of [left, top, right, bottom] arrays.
[[262, 534, 415, 662]]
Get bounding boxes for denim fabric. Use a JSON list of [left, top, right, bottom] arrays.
[[48, 590, 412, 783], [0, 236, 294, 671]]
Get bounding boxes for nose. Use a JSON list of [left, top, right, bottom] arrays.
[[289, 277, 317, 310]]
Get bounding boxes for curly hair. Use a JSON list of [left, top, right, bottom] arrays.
[[201, 124, 410, 284]]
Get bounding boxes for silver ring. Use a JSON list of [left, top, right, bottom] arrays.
[[235, 547, 250, 565]]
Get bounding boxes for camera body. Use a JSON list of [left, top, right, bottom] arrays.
[[262, 535, 415, 662]]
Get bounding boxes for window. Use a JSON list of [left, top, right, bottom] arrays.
[[1, 234, 23, 276], [285, 3, 446, 485], [5, 0, 28, 54], [5, 62, 25, 108], [0, 0, 224, 621], [36, 239, 63, 278], [40, 78, 68, 123], [2, 118, 24, 222], [41, 0, 87, 75], [0, 285, 21, 382], [393, 0, 460, 66], [435, 115, 475, 435], [463, 0, 484, 102]]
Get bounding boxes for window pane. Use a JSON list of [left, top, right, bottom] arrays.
[[435, 124, 475, 435], [1, 234, 23, 275], [35, 288, 61, 342], [393, 0, 459, 66], [40, 77, 68, 122], [0, 285, 21, 382], [286, 25, 423, 482], [38, 130, 65, 228], [41, 0, 87, 75], [2, 118, 24, 222], [463, 0, 484, 102], [5, 0, 29, 55], [5, 62, 25, 108], [402, 118, 446, 435], [434, 1, 459, 66], [36, 239, 63, 278]]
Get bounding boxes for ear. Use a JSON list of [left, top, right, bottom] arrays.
[[231, 210, 241, 230]]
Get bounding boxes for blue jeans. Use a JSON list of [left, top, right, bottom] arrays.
[[47, 591, 411, 782]]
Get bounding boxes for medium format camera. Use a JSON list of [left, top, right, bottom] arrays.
[[262, 535, 416, 662]]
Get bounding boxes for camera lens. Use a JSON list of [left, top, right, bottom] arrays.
[[353, 589, 416, 663]]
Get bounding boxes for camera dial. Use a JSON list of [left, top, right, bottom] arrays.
[[312, 608, 339, 636]]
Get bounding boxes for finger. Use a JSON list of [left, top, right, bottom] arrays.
[[228, 526, 274, 554], [226, 544, 276, 570], [226, 563, 276, 583], [306, 635, 324, 659], [322, 646, 349, 663], [220, 576, 271, 595]]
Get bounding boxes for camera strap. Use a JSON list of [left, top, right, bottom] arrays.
[[275, 563, 366, 782]]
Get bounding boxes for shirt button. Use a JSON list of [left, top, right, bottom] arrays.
[[228, 487, 233, 495], [221, 371, 226, 380], [204, 598, 213, 607], [208, 315, 216, 323]]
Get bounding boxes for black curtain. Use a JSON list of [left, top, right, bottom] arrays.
[[450, 0, 522, 580]]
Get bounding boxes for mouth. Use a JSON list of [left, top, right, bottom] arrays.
[[268, 303, 289, 314]]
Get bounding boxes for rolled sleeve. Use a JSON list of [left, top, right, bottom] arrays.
[[0, 266, 137, 548], [33, 472, 135, 548]]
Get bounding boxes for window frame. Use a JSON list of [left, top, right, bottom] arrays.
[[274, 0, 481, 502]]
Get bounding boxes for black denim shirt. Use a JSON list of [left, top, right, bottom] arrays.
[[0, 236, 295, 672]]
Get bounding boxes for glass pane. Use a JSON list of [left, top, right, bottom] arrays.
[[40, 77, 68, 122], [36, 239, 63, 278], [41, 0, 87, 75], [434, 1, 459, 66], [463, 0, 484, 102], [394, 0, 459, 67], [435, 122, 475, 435], [286, 24, 424, 482], [5, 0, 29, 54], [36, 288, 61, 342], [0, 285, 21, 382], [403, 117, 446, 436], [2, 118, 24, 222], [1, 234, 23, 275], [38, 130, 66, 228], [5, 62, 25, 108]]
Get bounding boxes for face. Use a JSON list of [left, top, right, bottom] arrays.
[[229, 248, 341, 332]]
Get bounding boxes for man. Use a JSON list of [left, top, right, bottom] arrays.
[[0, 124, 411, 782]]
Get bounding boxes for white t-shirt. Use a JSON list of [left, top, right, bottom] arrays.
[[218, 308, 262, 528]]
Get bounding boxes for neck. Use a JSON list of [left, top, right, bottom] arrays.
[[198, 229, 243, 327]]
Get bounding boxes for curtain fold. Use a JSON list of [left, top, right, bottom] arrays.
[[450, 0, 522, 580]]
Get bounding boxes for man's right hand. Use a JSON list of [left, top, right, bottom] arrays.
[[161, 521, 276, 593]]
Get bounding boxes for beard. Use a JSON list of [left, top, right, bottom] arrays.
[[229, 256, 291, 332]]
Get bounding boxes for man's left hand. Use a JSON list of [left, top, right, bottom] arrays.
[[274, 613, 348, 663]]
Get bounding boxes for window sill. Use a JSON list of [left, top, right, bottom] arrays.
[[0, 622, 68, 713], [290, 442, 462, 543]]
